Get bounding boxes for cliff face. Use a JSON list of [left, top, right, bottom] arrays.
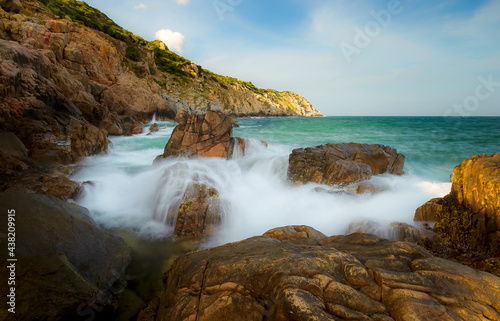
[[0, 0, 320, 168], [415, 153, 500, 260], [0, 0, 321, 130]]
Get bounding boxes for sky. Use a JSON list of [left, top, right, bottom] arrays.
[[83, 0, 500, 116]]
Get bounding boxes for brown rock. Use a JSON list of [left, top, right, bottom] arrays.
[[288, 143, 405, 186], [0, 191, 131, 321], [132, 123, 143, 135], [46, 19, 71, 33], [149, 122, 159, 132], [356, 181, 384, 194], [149, 227, 500, 321], [0, 132, 27, 157], [414, 197, 447, 222], [0, 0, 22, 13], [264, 225, 326, 241], [168, 183, 222, 239], [416, 153, 500, 258], [161, 110, 237, 159], [4, 172, 81, 200], [174, 109, 189, 123], [102, 112, 124, 136]]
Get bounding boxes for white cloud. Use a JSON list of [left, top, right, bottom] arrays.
[[134, 3, 147, 10], [155, 29, 186, 54], [175, 0, 190, 5]]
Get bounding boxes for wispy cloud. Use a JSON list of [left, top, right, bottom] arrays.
[[175, 0, 190, 5], [155, 29, 186, 54], [133, 3, 147, 10]]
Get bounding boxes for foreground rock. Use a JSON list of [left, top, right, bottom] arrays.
[[0, 191, 131, 321], [141, 226, 500, 321], [288, 143, 405, 186], [415, 153, 500, 258]]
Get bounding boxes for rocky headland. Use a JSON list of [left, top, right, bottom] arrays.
[[414, 153, 500, 275], [0, 0, 321, 196]]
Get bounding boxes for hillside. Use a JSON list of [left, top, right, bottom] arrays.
[[1, 0, 321, 128]]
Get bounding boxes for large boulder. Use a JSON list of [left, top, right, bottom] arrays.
[[0, 132, 27, 157], [415, 153, 500, 258], [159, 110, 239, 159], [0, 191, 132, 321], [141, 226, 500, 321], [169, 183, 222, 239], [0, 0, 22, 13], [288, 143, 405, 186]]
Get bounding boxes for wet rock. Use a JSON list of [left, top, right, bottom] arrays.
[[288, 143, 405, 186], [0, 191, 132, 321], [149, 123, 159, 132], [416, 153, 500, 257], [168, 182, 222, 239], [3, 172, 81, 200], [356, 181, 384, 194], [147, 226, 500, 321], [414, 197, 447, 222], [160, 110, 238, 159]]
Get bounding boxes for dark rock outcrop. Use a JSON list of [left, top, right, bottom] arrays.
[[142, 226, 500, 321], [0, 191, 132, 321], [0, 0, 22, 13], [288, 143, 405, 186]]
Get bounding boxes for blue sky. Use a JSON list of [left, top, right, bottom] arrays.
[[83, 0, 500, 116]]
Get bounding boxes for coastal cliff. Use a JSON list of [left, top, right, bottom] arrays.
[[0, 0, 320, 172], [0, 0, 321, 133]]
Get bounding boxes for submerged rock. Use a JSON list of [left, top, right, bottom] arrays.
[[288, 143, 405, 186], [0, 191, 132, 321], [140, 226, 500, 321], [415, 153, 500, 259]]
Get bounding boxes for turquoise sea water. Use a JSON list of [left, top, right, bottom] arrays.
[[73, 116, 500, 242], [233, 116, 500, 182]]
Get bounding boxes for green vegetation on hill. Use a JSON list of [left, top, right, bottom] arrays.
[[36, 0, 193, 74], [33, 0, 294, 99], [35, 0, 146, 61], [147, 41, 192, 77]]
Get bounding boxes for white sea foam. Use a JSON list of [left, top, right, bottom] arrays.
[[72, 134, 451, 243]]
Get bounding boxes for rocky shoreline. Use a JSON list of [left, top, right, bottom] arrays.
[[2, 109, 499, 320], [1, 1, 500, 320]]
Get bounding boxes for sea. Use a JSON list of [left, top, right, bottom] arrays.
[[70, 116, 500, 317], [72, 116, 500, 242]]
